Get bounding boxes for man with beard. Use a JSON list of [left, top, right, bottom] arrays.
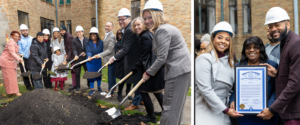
[[18, 24, 34, 90], [60, 25, 75, 87], [265, 28, 280, 64], [258, 7, 300, 125]]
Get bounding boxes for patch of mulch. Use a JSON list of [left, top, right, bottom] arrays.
[[0, 89, 147, 125]]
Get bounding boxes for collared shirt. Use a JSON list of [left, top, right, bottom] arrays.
[[104, 31, 112, 40], [79, 37, 84, 49], [18, 35, 33, 59]]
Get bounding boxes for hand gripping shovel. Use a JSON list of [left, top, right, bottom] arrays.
[[105, 72, 133, 98], [82, 61, 109, 79], [32, 59, 48, 80], [98, 78, 144, 123], [56, 54, 82, 71], [19, 55, 31, 77]]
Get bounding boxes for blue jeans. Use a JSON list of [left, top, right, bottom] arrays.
[[32, 71, 44, 90], [132, 82, 143, 106], [88, 75, 102, 90], [108, 63, 116, 94]]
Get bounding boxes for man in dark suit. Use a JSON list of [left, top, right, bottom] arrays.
[[258, 7, 300, 125], [108, 8, 143, 110], [60, 25, 75, 87], [70, 26, 89, 92]]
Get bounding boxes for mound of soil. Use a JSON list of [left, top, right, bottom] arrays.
[[0, 89, 147, 125]]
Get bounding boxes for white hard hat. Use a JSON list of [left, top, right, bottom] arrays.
[[118, 8, 131, 18], [211, 21, 234, 39], [265, 7, 290, 25], [42, 29, 50, 35], [143, 0, 163, 12], [20, 24, 28, 30], [53, 46, 60, 53], [89, 27, 99, 34], [52, 27, 60, 33], [75, 25, 84, 32]]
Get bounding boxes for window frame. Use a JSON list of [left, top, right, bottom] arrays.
[[131, 0, 141, 19], [67, 20, 72, 34], [195, 0, 216, 35], [60, 0, 64, 5], [18, 10, 30, 29], [242, 0, 252, 34], [66, 0, 71, 4], [229, 0, 238, 34]]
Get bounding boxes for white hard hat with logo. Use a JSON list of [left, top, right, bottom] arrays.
[[265, 7, 290, 25], [89, 27, 99, 34], [143, 0, 163, 12], [52, 27, 60, 33], [20, 24, 28, 30], [118, 8, 131, 18], [210, 21, 234, 39], [53, 46, 60, 53], [76, 25, 84, 32], [42, 29, 50, 35]]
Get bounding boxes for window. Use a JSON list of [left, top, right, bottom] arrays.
[[131, 0, 140, 19], [91, 18, 96, 27], [18, 10, 29, 29], [243, 0, 251, 34], [229, 0, 237, 34], [60, 0, 64, 5], [67, 20, 72, 34], [60, 21, 65, 27], [194, 0, 216, 34], [40, 17, 54, 37], [66, 0, 71, 4], [46, 0, 53, 4]]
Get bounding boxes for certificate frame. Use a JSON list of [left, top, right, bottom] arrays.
[[234, 65, 268, 114]]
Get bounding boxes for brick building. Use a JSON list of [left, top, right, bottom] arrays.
[[0, 0, 191, 52], [195, 0, 299, 59]]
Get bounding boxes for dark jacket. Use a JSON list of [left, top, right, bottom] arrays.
[[63, 32, 74, 61], [114, 22, 142, 84], [132, 30, 165, 92], [270, 31, 300, 119], [44, 39, 53, 70], [27, 38, 48, 72], [72, 36, 88, 63], [114, 39, 124, 79]]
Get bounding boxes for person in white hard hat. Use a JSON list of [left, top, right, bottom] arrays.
[[70, 25, 89, 92], [108, 8, 143, 110], [257, 7, 300, 125], [51, 27, 66, 55], [141, 0, 191, 124], [18, 24, 34, 90], [42, 29, 54, 89], [86, 27, 103, 96], [195, 21, 242, 125], [94, 22, 117, 96]]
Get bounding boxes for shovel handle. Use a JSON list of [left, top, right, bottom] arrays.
[[97, 62, 110, 72], [127, 78, 144, 96], [39, 60, 48, 74], [119, 72, 132, 84]]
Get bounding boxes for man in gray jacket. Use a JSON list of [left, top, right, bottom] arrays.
[[95, 21, 116, 96]]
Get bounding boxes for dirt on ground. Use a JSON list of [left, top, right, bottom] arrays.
[[0, 89, 146, 125]]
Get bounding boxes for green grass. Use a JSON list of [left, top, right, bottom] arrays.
[[187, 87, 191, 96], [0, 83, 30, 104]]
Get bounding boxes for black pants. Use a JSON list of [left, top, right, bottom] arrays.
[[140, 92, 164, 115], [118, 83, 131, 95], [74, 62, 88, 89], [19, 58, 33, 88], [43, 60, 53, 88]]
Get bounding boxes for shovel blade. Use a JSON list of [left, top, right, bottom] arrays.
[[21, 72, 31, 77], [82, 72, 102, 79], [56, 65, 71, 70], [32, 74, 42, 80]]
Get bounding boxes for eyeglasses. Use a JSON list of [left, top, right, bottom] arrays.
[[117, 18, 128, 22], [143, 16, 152, 21], [245, 46, 260, 51]]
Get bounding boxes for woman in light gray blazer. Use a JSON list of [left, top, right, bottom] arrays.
[[195, 21, 243, 125], [141, 1, 191, 125]]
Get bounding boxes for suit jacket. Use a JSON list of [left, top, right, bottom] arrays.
[[146, 24, 191, 80], [114, 22, 142, 84], [72, 36, 88, 63], [0, 39, 20, 69], [270, 31, 300, 119], [63, 32, 74, 61], [195, 50, 234, 125], [99, 31, 116, 63]]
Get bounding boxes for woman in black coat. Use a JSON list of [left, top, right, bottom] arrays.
[[114, 29, 132, 102], [130, 17, 164, 123]]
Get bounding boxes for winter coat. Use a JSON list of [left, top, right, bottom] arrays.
[[72, 36, 88, 63], [63, 32, 74, 61], [0, 39, 21, 69], [27, 38, 48, 72], [50, 54, 68, 78], [114, 39, 124, 79], [50, 38, 66, 55]]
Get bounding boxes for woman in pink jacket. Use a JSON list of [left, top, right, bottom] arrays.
[[0, 31, 24, 96]]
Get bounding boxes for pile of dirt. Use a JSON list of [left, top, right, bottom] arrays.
[[0, 89, 147, 125]]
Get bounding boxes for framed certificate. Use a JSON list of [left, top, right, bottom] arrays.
[[234, 65, 268, 114]]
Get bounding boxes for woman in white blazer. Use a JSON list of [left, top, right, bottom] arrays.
[[195, 21, 243, 125]]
